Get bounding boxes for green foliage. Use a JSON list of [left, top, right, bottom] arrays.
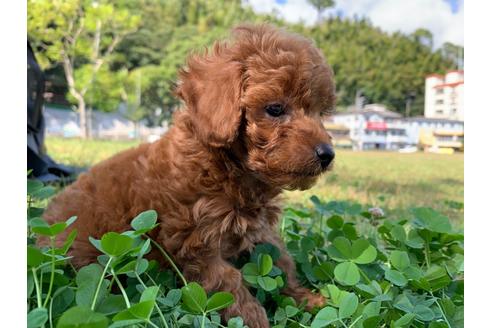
[[27, 177, 463, 327], [27, 0, 141, 137], [57, 306, 109, 328], [303, 17, 459, 114], [70, 65, 126, 112], [241, 247, 285, 294]]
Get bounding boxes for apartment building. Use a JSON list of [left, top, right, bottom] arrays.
[[424, 70, 464, 121], [330, 104, 408, 150], [328, 104, 464, 151]]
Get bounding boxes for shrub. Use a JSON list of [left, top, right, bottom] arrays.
[[27, 179, 463, 328]]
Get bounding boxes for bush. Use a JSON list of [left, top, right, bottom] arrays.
[[27, 179, 463, 328]]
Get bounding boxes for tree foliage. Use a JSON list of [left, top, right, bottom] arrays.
[[112, 0, 269, 123], [302, 17, 459, 114], [28, 0, 140, 137]]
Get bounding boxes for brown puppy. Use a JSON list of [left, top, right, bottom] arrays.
[[43, 24, 336, 327]]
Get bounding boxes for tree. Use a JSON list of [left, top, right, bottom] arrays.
[[441, 42, 464, 70], [119, 69, 145, 137], [310, 17, 456, 114], [307, 0, 335, 23], [113, 0, 265, 122], [27, 0, 139, 138], [412, 28, 433, 49]]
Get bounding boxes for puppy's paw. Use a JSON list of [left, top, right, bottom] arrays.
[[303, 291, 326, 310], [289, 287, 326, 311]]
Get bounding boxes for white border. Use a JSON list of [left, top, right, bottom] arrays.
[[465, 1, 492, 327], [0, 0, 27, 325], [1, 0, 478, 326]]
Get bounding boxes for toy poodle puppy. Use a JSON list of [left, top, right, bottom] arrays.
[[43, 24, 336, 327]]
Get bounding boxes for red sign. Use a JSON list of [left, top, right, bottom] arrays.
[[366, 122, 387, 130]]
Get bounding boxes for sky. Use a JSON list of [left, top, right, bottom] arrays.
[[246, 0, 464, 48]]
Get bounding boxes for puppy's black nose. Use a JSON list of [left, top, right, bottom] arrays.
[[315, 144, 335, 169]]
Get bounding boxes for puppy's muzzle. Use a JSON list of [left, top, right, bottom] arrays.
[[315, 143, 335, 169]]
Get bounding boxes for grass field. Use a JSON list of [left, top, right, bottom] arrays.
[[45, 137, 464, 224], [284, 150, 464, 224]]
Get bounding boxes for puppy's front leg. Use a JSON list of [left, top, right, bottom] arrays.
[[180, 256, 270, 328], [266, 235, 326, 310]]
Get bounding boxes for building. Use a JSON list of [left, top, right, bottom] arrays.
[[419, 129, 464, 153], [328, 104, 464, 152], [330, 104, 409, 150], [404, 117, 464, 150], [425, 70, 464, 121], [44, 106, 167, 141], [323, 123, 352, 148], [403, 117, 464, 152]]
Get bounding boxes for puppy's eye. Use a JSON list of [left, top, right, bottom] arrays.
[[265, 103, 285, 117]]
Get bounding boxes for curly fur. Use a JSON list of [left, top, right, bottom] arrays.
[[43, 24, 336, 327]]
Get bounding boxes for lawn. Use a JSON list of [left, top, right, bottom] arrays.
[[45, 137, 140, 168], [45, 137, 464, 224], [284, 150, 464, 225]]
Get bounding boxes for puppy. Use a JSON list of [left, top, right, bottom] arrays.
[[43, 24, 336, 327]]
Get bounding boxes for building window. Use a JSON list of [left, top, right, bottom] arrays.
[[436, 110, 444, 115], [437, 135, 453, 142], [393, 130, 405, 136], [452, 108, 457, 114], [436, 89, 444, 95], [435, 99, 444, 105]]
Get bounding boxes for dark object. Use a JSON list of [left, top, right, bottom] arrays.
[[315, 143, 335, 168], [27, 41, 78, 183], [265, 103, 285, 117]]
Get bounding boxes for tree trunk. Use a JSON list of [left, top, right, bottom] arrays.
[[78, 98, 88, 139], [134, 121, 139, 140], [62, 51, 89, 139]]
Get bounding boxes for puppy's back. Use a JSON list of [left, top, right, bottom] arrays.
[[42, 142, 152, 266]]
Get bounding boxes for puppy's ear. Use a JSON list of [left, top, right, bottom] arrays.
[[175, 43, 244, 147]]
